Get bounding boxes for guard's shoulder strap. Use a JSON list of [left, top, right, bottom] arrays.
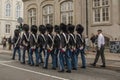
[[41, 34, 46, 42], [23, 32, 30, 42], [77, 34, 84, 43], [31, 33, 38, 43], [70, 33, 76, 43]]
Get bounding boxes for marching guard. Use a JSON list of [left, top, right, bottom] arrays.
[[67, 24, 77, 70], [29, 25, 39, 66], [52, 25, 61, 70], [76, 24, 86, 68], [43, 24, 54, 69], [58, 23, 71, 73], [12, 29, 21, 61], [38, 25, 47, 64], [20, 24, 30, 64]]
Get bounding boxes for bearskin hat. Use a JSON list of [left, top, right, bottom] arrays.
[[39, 25, 46, 34], [54, 25, 61, 33], [60, 23, 67, 33], [23, 24, 29, 32], [46, 24, 53, 33], [76, 24, 84, 34], [67, 24, 75, 33], [14, 29, 20, 37], [31, 25, 38, 34]]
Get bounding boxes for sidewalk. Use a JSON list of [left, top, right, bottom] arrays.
[[85, 51, 120, 68]]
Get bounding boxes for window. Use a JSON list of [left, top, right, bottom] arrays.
[[6, 3, 11, 16], [16, 3, 21, 18], [43, 5, 53, 25], [6, 24, 10, 33], [61, 1, 73, 24], [93, 0, 110, 23], [28, 9, 36, 26]]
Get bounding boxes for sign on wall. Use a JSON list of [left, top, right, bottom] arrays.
[[110, 41, 120, 53]]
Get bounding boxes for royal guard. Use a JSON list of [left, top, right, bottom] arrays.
[[21, 24, 30, 64], [29, 25, 39, 66], [58, 23, 71, 73], [38, 25, 47, 64], [67, 24, 77, 70], [76, 24, 86, 69], [52, 25, 61, 70], [43, 24, 54, 69], [12, 29, 21, 61]]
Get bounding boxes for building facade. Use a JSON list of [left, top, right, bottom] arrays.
[[22, 0, 120, 46], [0, 0, 23, 43]]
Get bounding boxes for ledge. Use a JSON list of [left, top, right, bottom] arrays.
[[22, 0, 30, 2], [91, 23, 112, 27]]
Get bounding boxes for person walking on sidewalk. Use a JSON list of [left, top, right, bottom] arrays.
[[2, 36, 7, 49], [8, 36, 12, 50], [91, 29, 106, 67]]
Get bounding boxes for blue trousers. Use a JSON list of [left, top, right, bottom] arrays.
[[21, 48, 29, 63], [58, 51, 65, 71], [12, 47, 21, 61], [76, 49, 86, 67], [65, 49, 72, 71], [70, 50, 77, 69], [29, 48, 39, 65], [38, 48, 44, 63], [43, 50, 49, 68], [52, 49, 59, 68]]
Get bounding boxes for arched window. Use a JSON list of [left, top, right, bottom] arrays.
[[28, 9, 36, 26], [6, 3, 11, 16], [16, 3, 21, 18], [43, 5, 53, 25], [60, 1, 73, 24]]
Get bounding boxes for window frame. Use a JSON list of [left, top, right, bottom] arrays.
[[5, 24, 10, 33], [28, 8, 36, 26], [92, 0, 110, 24], [42, 5, 53, 25], [60, 1, 73, 24], [6, 3, 11, 16], [16, 3, 21, 18]]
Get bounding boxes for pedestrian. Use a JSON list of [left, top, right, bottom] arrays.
[[85, 35, 90, 52], [2, 36, 7, 49], [29, 25, 39, 66], [12, 29, 21, 61], [8, 36, 12, 50], [91, 29, 106, 67], [76, 24, 86, 69], [90, 33, 96, 51], [20, 24, 30, 64]]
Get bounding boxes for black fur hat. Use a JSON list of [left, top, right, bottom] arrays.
[[60, 23, 67, 33], [39, 25, 46, 34], [54, 25, 61, 33], [68, 24, 75, 33], [46, 24, 53, 33], [31, 25, 37, 34], [23, 24, 29, 32], [14, 29, 20, 37], [76, 24, 84, 34]]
